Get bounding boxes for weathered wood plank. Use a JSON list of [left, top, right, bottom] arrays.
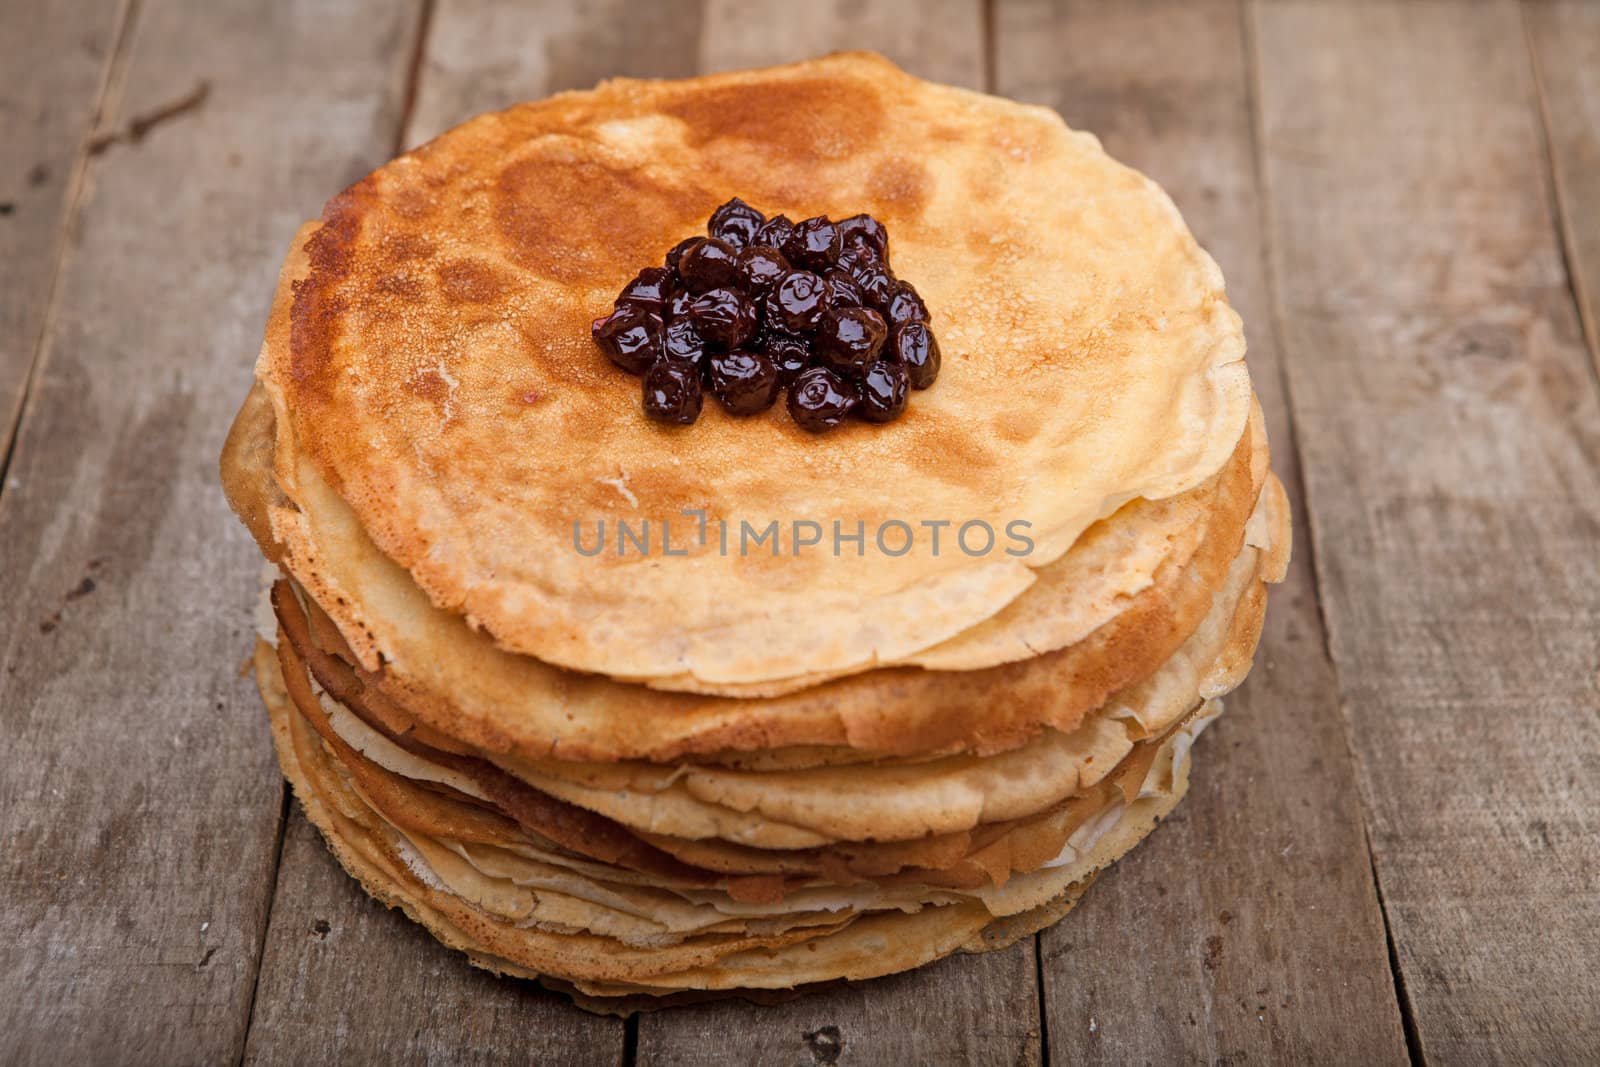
[[696, 0, 987, 87], [0, 1, 427, 1062], [1253, 1, 1600, 1061], [0, 0, 128, 477], [995, 3, 1412, 1062], [634, 5, 1044, 1063], [636, 949, 1041, 1067], [243, 2, 713, 1059], [1526, 0, 1600, 376], [404, 0, 707, 149]]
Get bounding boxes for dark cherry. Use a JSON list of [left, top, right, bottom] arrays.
[[857, 360, 909, 422], [736, 245, 791, 296], [592, 306, 662, 375], [662, 318, 708, 368], [600, 199, 931, 426], [782, 216, 841, 272], [884, 280, 930, 326], [787, 367, 858, 432], [815, 306, 887, 376], [687, 287, 758, 347], [836, 214, 888, 259], [763, 270, 829, 334], [888, 321, 941, 389], [615, 266, 674, 312], [664, 237, 700, 279], [665, 288, 696, 322], [708, 197, 765, 249], [822, 269, 864, 308], [851, 261, 897, 311], [708, 348, 781, 415], [834, 238, 875, 274], [677, 237, 742, 293], [642, 361, 703, 424], [754, 214, 795, 250], [758, 331, 813, 385]]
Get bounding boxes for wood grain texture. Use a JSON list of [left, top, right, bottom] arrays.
[[995, 3, 1411, 1063], [628, 3, 1045, 1063], [0, 0, 128, 478], [1253, 1, 1600, 1061], [243, 812, 623, 1066], [1526, 0, 1600, 377], [636, 949, 1041, 1067], [0, 1, 426, 1063], [404, 0, 707, 150], [697, 0, 987, 89]]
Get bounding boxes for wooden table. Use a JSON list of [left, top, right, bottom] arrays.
[[3, 1, 1597, 1062]]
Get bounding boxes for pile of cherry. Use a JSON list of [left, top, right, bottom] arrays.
[[591, 199, 940, 431]]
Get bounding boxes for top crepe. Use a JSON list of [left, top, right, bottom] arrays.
[[259, 52, 1251, 686]]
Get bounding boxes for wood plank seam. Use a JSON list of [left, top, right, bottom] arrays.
[[1239, 3, 1378, 793], [1522, 4, 1600, 391], [234, 789, 293, 1067], [1032, 936, 1051, 1067], [393, 0, 440, 158], [1239, 4, 1417, 1054], [1238, 0, 1338, 677], [623, 1013, 640, 1066], [1367, 838, 1426, 1067], [982, 0, 999, 100], [0, 0, 140, 507]]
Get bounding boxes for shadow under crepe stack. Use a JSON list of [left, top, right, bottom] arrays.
[[221, 53, 1291, 1011]]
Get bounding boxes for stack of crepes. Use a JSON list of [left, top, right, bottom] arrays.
[[221, 53, 1289, 1009]]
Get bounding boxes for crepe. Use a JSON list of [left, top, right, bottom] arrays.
[[256, 52, 1252, 689], [221, 51, 1293, 1008], [225, 379, 1264, 762]]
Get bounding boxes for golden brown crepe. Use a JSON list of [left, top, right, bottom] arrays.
[[222, 52, 1292, 1008]]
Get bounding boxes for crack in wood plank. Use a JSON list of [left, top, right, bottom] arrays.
[[1522, 1, 1600, 391], [234, 788, 290, 1067], [1367, 833, 1426, 1067], [86, 79, 210, 154], [392, 0, 439, 158], [0, 0, 140, 506]]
